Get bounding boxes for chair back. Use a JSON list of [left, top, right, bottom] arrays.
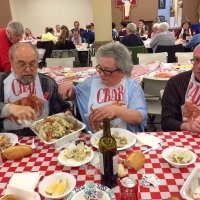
[[155, 44, 184, 63], [51, 49, 80, 67], [127, 46, 148, 64], [46, 58, 74, 68], [175, 52, 193, 62], [36, 41, 55, 64], [137, 52, 167, 64], [142, 77, 168, 116]]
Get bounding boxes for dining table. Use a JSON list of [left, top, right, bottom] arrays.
[[0, 131, 199, 200]]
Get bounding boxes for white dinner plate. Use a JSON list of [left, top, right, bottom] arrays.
[[0, 133, 18, 148], [58, 146, 94, 167], [66, 182, 116, 200], [143, 71, 178, 80], [90, 128, 136, 151]]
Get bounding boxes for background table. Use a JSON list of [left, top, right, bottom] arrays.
[[0, 131, 199, 200]]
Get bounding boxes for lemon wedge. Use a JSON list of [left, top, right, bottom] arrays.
[[45, 179, 61, 194], [52, 180, 67, 196]]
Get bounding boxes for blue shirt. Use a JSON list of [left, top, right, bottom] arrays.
[[75, 76, 147, 133], [185, 34, 200, 49]]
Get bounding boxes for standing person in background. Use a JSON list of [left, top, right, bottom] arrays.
[[55, 29, 76, 50], [54, 24, 61, 37], [137, 19, 149, 36], [71, 28, 82, 46], [0, 21, 24, 72], [112, 22, 119, 41], [71, 21, 84, 36]]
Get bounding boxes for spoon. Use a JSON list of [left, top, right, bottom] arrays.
[[142, 143, 160, 154], [88, 131, 99, 141], [16, 138, 36, 150]]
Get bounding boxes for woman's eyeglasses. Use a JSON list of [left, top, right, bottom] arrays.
[[191, 58, 200, 65], [96, 65, 119, 76]]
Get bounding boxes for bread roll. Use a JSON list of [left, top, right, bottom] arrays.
[[1, 194, 21, 200], [2, 145, 33, 160], [124, 150, 145, 171]]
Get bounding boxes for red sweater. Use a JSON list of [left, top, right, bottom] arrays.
[[0, 28, 12, 72]]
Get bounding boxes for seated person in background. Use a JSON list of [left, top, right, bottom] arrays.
[[137, 19, 149, 36], [54, 24, 61, 37], [55, 29, 76, 50], [118, 20, 128, 37], [150, 22, 175, 52], [161, 44, 200, 132], [23, 28, 35, 41], [0, 21, 24, 72], [176, 21, 194, 40], [41, 27, 57, 44], [185, 33, 200, 50], [0, 42, 71, 136], [150, 23, 159, 39], [81, 24, 95, 44], [112, 22, 119, 40], [90, 23, 94, 32], [61, 42, 147, 132], [71, 28, 82, 46], [121, 23, 144, 47]]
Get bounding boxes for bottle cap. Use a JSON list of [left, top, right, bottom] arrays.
[[121, 177, 136, 188]]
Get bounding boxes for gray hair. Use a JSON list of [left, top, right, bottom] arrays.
[[158, 22, 169, 32], [6, 21, 24, 35], [126, 23, 137, 33], [152, 23, 159, 29], [9, 42, 39, 62], [96, 42, 133, 77]]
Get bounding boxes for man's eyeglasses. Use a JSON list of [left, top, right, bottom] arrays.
[[96, 65, 119, 76], [15, 61, 38, 70], [191, 58, 200, 65]]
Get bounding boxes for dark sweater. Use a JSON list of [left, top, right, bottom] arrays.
[[161, 70, 192, 131], [121, 34, 144, 47], [55, 40, 76, 50]]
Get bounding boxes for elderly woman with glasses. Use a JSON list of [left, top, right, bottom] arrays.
[[64, 42, 147, 132], [162, 44, 200, 132]]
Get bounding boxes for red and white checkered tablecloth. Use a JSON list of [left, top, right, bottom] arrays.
[[0, 131, 199, 200]]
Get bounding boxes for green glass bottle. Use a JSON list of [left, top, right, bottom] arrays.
[[99, 118, 118, 188]]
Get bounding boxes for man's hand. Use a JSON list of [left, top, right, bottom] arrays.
[[189, 116, 200, 132], [58, 82, 75, 100], [8, 104, 37, 122]]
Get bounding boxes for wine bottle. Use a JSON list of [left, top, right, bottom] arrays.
[[99, 118, 118, 188]]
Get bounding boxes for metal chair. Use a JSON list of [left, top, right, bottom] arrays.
[[137, 52, 167, 64], [46, 58, 74, 68], [51, 49, 80, 67], [155, 44, 184, 63]]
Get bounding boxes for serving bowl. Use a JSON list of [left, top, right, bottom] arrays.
[[162, 146, 196, 168], [30, 113, 86, 147], [38, 172, 76, 199]]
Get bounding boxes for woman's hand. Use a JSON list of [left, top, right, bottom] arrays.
[[91, 104, 120, 122]]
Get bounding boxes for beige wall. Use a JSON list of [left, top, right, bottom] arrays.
[[112, 0, 158, 31], [9, 0, 93, 36], [183, 0, 199, 23], [0, 1, 12, 28]]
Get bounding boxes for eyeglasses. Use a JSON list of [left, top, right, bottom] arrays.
[[96, 65, 119, 76], [15, 61, 38, 70], [191, 58, 200, 65]]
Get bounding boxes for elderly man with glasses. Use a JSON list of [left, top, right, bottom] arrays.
[[63, 42, 147, 132], [0, 42, 70, 136], [0, 21, 24, 72], [162, 44, 200, 132]]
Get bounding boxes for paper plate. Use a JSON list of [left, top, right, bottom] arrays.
[[0, 133, 18, 150], [66, 182, 116, 200]]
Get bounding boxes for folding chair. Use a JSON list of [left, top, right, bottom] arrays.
[[137, 52, 167, 64], [175, 52, 193, 62], [46, 58, 73, 68]]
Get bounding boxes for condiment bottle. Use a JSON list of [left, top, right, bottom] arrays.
[[99, 118, 118, 188]]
